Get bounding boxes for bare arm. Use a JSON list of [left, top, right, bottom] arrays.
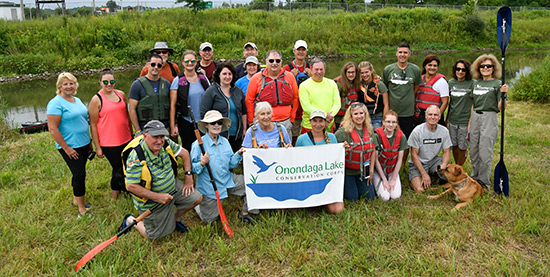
[[118, 90, 134, 134], [440, 96, 449, 119], [441, 148, 450, 170], [169, 89, 179, 137], [88, 95, 104, 158], [126, 183, 173, 204], [382, 92, 389, 115], [128, 98, 141, 133], [177, 147, 195, 196]]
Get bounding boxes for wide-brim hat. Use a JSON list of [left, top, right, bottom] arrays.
[[149, 41, 174, 55], [198, 110, 231, 133]]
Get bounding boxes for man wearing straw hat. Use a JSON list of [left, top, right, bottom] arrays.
[[140, 41, 180, 83], [190, 110, 256, 224]]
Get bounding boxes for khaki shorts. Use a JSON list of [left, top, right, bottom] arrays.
[[449, 123, 469, 150], [408, 156, 442, 181], [143, 179, 201, 240]]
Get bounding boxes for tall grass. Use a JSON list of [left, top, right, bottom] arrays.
[[0, 101, 549, 275], [1, 8, 550, 76], [511, 55, 550, 103], [0, 96, 18, 143]]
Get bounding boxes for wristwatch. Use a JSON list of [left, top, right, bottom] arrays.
[[184, 171, 193, 176]]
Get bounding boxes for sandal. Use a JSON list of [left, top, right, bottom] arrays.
[[72, 203, 91, 210], [77, 211, 93, 218]]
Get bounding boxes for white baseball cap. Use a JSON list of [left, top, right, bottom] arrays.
[[294, 40, 308, 50]]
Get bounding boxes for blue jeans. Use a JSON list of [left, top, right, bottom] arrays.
[[344, 175, 375, 201], [371, 116, 382, 130]]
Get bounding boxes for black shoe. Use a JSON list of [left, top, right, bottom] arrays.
[[238, 213, 257, 225], [175, 220, 189, 233]]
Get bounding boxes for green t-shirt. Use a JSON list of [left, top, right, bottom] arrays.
[[448, 79, 474, 125], [471, 79, 502, 113], [335, 127, 379, 176], [382, 63, 422, 117]]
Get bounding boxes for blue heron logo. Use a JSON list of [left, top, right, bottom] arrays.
[[252, 155, 276, 174]]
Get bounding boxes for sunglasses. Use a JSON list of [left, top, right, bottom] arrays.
[[401, 69, 407, 80], [480, 64, 494, 69], [102, 80, 116, 85], [184, 59, 196, 64], [351, 102, 365, 108], [155, 50, 169, 54], [150, 62, 163, 68], [268, 59, 282, 64], [209, 121, 224, 126], [455, 68, 467, 73]]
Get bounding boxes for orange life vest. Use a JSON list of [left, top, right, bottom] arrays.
[[415, 73, 446, 111], [256, 71, 294, 107], [374, 127, 403, 175], [345, 128, 374, 170]]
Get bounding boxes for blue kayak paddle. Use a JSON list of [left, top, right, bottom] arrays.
[[494, 6, 512, 196]]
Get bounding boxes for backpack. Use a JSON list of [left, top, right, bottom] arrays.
[[121, 135, 178, 202]]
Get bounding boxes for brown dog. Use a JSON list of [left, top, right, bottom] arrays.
[[427, 164, 483, 210]]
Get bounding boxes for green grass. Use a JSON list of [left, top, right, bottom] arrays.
[[1, 8, 550, 76], [1, 101, 549, 275]]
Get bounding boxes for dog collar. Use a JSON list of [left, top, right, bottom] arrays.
[[455, 178, 469, 189]]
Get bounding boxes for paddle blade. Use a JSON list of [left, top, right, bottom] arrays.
[[497, 7, 512, 51], [215, 190, 234, 237], [494, 160, 509, 197], [75, 235, 118, 271]]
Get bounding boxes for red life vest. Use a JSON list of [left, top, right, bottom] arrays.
[[335, 76, 359, 116], [374, 127, 403, 175], [256, 71, 294, 107], [345, 128, 375, 170], [415, 73, 446, 111]]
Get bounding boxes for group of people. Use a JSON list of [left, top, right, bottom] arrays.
[[46, 40, 508, 240]]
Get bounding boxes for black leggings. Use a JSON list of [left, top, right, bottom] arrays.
[[102, 142, 129, 192], [58, 145, 89, 197]]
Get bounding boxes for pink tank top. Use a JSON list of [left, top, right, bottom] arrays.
[[97, 89, 132, 147]]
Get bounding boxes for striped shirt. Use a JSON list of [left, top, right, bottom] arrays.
[[125, 138, 181, 211]]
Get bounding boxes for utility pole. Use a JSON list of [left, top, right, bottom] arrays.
[[20, 0, 25, 20], [92, 0, 95, 15]]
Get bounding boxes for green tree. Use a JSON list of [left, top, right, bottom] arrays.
[[105, 0, 119, 12], [176, 0, 208, 12]]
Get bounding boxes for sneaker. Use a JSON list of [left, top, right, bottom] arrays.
[[175, 220, 189, 233], [77, 211, 93, 218], [118, 214, 133, 233], [238, 213, 257, 225]]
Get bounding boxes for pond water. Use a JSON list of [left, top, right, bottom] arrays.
[[1, 49, 547, 129]]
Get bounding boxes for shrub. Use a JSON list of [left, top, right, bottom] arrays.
[[463, 13, 486, 38], [510, 56, 550, 104]]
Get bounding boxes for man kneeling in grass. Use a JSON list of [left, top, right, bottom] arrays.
[[122, 120, 202, 240]]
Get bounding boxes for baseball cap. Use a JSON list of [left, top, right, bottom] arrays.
[[143, 120, 169, 136], [294, 40, 308, 50], [245, 56, 260, 65], [200, 42, 213, 51], [309, 109, 327, 120], [244, 42, 257, 50]]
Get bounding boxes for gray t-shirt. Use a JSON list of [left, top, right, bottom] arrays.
[[408, 123, 451, 164]]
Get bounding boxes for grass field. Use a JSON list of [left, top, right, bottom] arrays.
[[0, 101, 549, 275]]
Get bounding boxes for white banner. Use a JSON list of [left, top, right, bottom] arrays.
[[243, 144, 345, 209]]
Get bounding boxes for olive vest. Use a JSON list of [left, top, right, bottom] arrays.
[[136, 76, 170, 122]]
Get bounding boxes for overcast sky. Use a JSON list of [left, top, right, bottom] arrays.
[[19, 0, 374, 9]]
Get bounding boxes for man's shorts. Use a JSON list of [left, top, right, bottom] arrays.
[[143, 179, 201, 240], [448, 123, 469, 150], [408, 156, 442, 181]]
